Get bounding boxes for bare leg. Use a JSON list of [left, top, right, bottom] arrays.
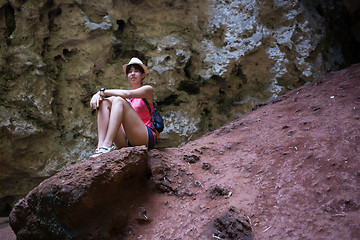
[[96, 99, 112, 148], [102, 97, 148, 148], [102, 97, 125, 147]]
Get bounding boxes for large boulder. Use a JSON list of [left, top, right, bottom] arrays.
[[9, 146, 150, 240]]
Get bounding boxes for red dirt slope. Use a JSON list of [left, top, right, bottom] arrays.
[[127, 64, 360, 239]]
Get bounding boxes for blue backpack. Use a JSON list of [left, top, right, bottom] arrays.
[[142, 98, 164, 137]]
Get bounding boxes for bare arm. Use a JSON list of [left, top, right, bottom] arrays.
[[103, 85, 153, 102], [90, 85, 154, 109]]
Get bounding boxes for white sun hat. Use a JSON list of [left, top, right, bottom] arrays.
[[122, 57, 149, 75]]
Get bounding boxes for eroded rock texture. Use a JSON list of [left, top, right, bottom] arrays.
[[0, 0, 358, 213], [9, 146, 150, 240]]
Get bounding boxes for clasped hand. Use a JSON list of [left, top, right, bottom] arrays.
[[90, 92, 103, 109]]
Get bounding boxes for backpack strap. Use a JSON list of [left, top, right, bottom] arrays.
[[142, 98, 155, 129], [143, 98, 161, 139]]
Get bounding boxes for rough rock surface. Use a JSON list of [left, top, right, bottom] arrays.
[[9, 146, 150, 240], [1, 0, 359, 211], [5, 64, 360, 239]]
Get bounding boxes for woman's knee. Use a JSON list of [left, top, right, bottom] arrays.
[[111, 97, 128, 107], [98, 98, 111, 110]]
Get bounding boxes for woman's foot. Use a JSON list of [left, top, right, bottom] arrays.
[[90, 145, 115, 158]]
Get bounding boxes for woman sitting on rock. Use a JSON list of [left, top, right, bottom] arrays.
[[89, 57, 156, 157]]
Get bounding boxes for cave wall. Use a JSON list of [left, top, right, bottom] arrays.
[[0, 0, 356, 214]]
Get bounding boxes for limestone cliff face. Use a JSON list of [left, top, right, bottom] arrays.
[[0, 0, 356, 213]]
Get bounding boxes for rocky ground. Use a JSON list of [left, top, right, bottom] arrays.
[[1, 64, 360, 239]]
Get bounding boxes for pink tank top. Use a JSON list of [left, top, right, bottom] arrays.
[[128, 98, 153, 127]]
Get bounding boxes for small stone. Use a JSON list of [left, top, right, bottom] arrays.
[[183, 154, 200, 164], [202, 162, 211, 170]]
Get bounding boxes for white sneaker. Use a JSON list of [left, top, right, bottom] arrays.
[[90, 146, 115, 158]]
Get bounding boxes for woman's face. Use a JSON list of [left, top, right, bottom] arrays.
[[127, 65, 145, 86]]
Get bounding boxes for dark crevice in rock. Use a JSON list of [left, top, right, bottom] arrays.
[[3, 4, 15, 46], [62, 48, 78, 58], [158, 94, 179, 106], [48, 7, 61, 21], [116, 19, 126, 34], [130, 0, 144, 5], [178, 59, 202, 94], [300, 0, 360, 66], [177, 78, 201, 94]]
